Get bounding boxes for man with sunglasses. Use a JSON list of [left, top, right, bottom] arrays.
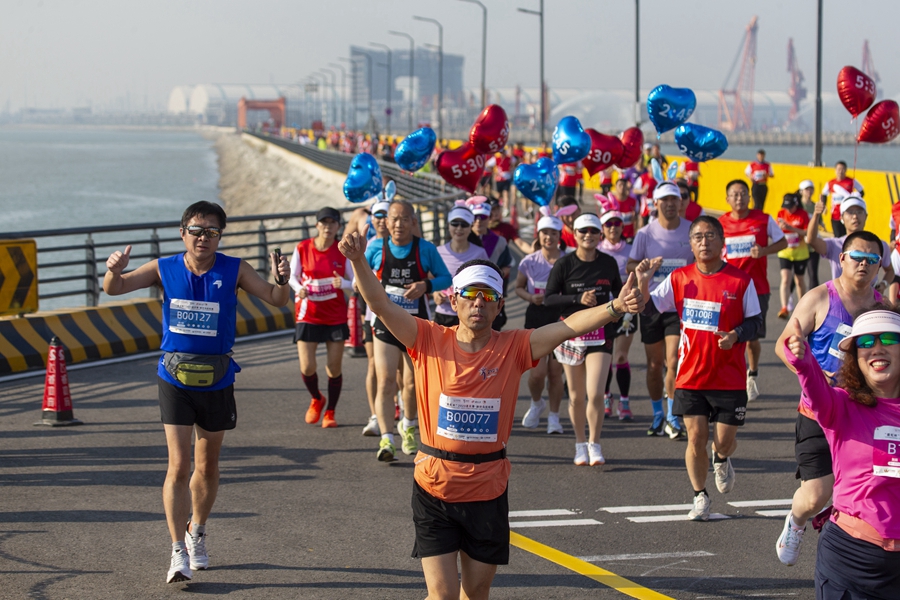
[[339, 227, 646, 600], [103, 201, 291, 584], [676, 178, 703, 222], [772, 230, 884, 566]]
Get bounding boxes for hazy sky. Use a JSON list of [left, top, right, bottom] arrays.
[[2, 0, 897, 111]]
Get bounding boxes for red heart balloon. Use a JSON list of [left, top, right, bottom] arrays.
[[837, 66, 877, 118], [616, 127, 644, 169], [858, 100, 900, 144], [469, 104, 509, 154], [435, 143, 487, 193], [583, 129, 625, 176]]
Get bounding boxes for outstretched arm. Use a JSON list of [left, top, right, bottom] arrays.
[[103, 245, 161, 296]]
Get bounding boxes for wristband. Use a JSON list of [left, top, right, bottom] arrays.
[[606, 301, 623, 321]]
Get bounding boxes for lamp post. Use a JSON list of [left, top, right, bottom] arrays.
[[328, 62, 347, 127], [389, 30, 416, 132], [459, 0, 487, 109], [320, 68, 337, 127], [634, 0, 641, 126], [370, 42, 393, 136], [813, 0, 823, 166], [413, 16, 443, 141], [337, 57, 357, 129], [518, 1, 545, 144], [311, 73, 328, 125]]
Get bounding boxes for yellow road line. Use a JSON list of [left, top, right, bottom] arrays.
[[510, 532, 674, 600]]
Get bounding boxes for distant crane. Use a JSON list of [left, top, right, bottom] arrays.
[[862, 40, 882, 100], [786, 38, 807, 127], [718, 16, 758, 132]]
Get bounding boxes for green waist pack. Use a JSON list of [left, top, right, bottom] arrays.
[[163, 352, 231, 388]]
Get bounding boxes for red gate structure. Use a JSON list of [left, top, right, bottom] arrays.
[[237, 97, 286, 130]]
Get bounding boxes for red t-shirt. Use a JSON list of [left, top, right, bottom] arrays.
[[490, 221, 520, 242], [776, 208, 811, 251], [558, 161, 584, 187], [684, 201, 703, 222], [293, 239, 349, 325], [561, 226, 577, 249], [746, 161, 773, 184], [683, 161, 700, 177], [615, 196, 638, 239], [824, 178, 861, 221], [495, 156, 512, 181], [719, 210, 775, 294]]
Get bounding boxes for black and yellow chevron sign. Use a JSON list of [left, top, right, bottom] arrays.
[[0, 240, 38, 316]]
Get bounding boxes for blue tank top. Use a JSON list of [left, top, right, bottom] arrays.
[[809, 280, 878, 374], [366, 215, 376, 241], [156, 252, 241, 390]]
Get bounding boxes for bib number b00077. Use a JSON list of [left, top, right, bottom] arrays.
[[437, 393, 500, 443]]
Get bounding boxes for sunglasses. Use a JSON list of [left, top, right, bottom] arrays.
[[603, 220, 622, 228], [185, 226, 221, 239], [844, 251, 881, 266], [855, 332, 900, 348], [373, 212, 388, 219], [577, 227, 600, 235], [449, 220, 471, 228], [457, 286, 502, 302], [474, 215, 489, 221], [680, 193, 690, 199]]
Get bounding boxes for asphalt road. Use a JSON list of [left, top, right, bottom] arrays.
[[0, 259, 824, 600]]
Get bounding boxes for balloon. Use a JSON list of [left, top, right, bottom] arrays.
[[551, 116, 591, 164], [647, 84, 697, 136], [650, 158, 663, 183], [674, 124, 729, 162], [394, 127, 436, 172], [469, 104, 510, 154], [616, 127, 644, 168], [383, 179, 396, 201], [583, 129, 625, 176], [343, 153, 383, 203], [513, 158, 558, 207], [435, 142, 487, 193], [837, 66, 877, 118], [858, 100, 900, 144], [667, 161, 679, 181]]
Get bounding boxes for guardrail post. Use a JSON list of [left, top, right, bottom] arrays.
[[432, 207, 441, 246], [85, 234, 99, 307], [150, 229, 161, 300], [257, 221, 268, 277]]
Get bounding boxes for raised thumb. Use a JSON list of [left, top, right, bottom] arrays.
[[123, 245, 132, 257]]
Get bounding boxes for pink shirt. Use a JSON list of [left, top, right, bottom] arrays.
[[787, 339, 900, 540]]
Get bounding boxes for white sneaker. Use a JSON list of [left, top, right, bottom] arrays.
[[588, 442, 605, 466], [713, 456, 735, 494], [361, 415, 380, 436], [747, 375, 760, 402], [184, 525, 208, 570], [166, 548, 192, 583], [546, 413, 564, 434], [573, 443, 589, 466], [776, 513, 806, 566], [688, 492, 711, 521], [522, 398, 548, 429]]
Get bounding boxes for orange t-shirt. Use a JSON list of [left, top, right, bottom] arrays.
[[408, 319, 536, 503]]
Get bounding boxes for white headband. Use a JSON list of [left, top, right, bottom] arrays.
[[371, 201, 391, 215], [452, 264, 504, 296], [537, 215, 563, 231], [448, 206, 475, 225]]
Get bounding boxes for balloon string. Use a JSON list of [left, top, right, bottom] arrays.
[[852, 117, 859, 178]]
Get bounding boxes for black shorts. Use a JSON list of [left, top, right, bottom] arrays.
[[158, 377, 237, 432], [753, 293, 770, 340], [815, 521, 900, 599], [373, 318, 407, 350], [496, 180, 511, 194], [411, 480, 510, 565], [795, 412, 832, 480], [779, 258, 809, 276], [639, 306, 681, 345], [363, 321, 373, 344], [293, 322, 349, 344], [434, 312, 459, 327], [673, 388, 747, 426]]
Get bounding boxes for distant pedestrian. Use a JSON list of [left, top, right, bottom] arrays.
[[745, 149, 774, 212], [821, 161, 864, 237]]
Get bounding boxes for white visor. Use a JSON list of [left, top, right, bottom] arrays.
[[573, 213, 603, 231], [537, 215, 563, 231], [470, 204, 491, 217], [371, 201, 391, 215], [838, 310, 900, 351], [799, 179, 814, 190], [448, 206, 475, 224], [452, 264, 504, 296], [840, 196, 867, 215], [652, 181, 681, 200]]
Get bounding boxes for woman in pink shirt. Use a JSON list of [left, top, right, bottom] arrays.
[[784, 308, 900, 599]]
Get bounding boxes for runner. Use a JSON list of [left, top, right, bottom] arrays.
[[627, 181, 695, 439], [719, 179, 787, 402], [676, 178, 703, 222], [365, 200, 452, 461], [821, 160, 864, 237], [471, 200, 513, 331], [683, 160, 700, 202], [798, 180, 821, 288], [289, 207, 354, 428], [103, 201, 291, 583], [640, 215, 763, 521], [489, 199, 532, 254], [598, 166, 614, 196], [494, 148, 514, 206], [558, 159, 584, 201], [339, 230, 645, 599], [545, 213, 622, 465], [606, 178, 638, 241], [434, 203, 489, 327], [776, 193, 811, 319], [744, 149, 774, 211], [772, 230, 884, 567], [555, 195, 581, 249]]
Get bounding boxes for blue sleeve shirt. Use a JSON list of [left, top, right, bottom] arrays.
[[365, 237, 452, 291]]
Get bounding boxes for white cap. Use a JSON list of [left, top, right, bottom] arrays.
[[470, 203, 491, 217], [643, 143, 652, 151], [537, 215, 563, 231], [652, 181, 682, 200], [838, 310, 900, 351], [448, 206, 475, 225], [600, 211, 624, 225], [573, 213, 602, 230], [799, 179, 815, 190], [452, 264, 505, 296], [371, 201, 391, 215], [840, 195, 867, 215]]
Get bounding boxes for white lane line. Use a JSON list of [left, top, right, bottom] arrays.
[[510, 519, 602, 528], [727, 499, 792, 508], [578, 551, 715, 562], [509, 509, 577, 518], [601, 504, 693, 513], [756, 509, 791, 517], [627, 513, 730, 523]]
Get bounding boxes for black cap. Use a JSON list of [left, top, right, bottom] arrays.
[[316, 207, 341, 223], [782, 193, 799, 209]]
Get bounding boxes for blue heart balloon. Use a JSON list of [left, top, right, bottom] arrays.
[[647, 85, 697, 136], [343, 153, 383, 203], [394, 127, 436, 172], [514, 158, 558, 207], [674, 124, 729, 162], [551, 116, 591, 164]]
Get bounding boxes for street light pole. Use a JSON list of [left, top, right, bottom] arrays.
[[635, 0, 641, 126], [328, 62, 347, 127], [413, 16, 443, 141], [370, 43, 393, 136], [320, 68, 337, 127], [518, 1, 545, 144], [338, 57, 357, 129], [460, 0, 487, 109], [389, 30, 416, 132], [814, 0, 823, 166]]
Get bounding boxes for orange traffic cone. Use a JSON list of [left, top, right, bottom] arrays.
[[35, 337, 83, 427], [344, 294, 366, 358]]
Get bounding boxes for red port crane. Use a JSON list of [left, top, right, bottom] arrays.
[[862, 40, 882, 99], [786, 38, 807, 126], [718, 16, 758, 132]]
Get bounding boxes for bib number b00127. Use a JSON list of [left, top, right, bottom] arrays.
[[437, 394, 500, 443], [169, 299, 219, 337]]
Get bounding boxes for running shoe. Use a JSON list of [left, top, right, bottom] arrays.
[[588, 442, 605, 466], [775, 513, 805, 566], [688, 492, 711, 522], [305, 396, 325, 424], [747, 375, 760, 402], [362, 415, 380, 437], [777, 307, 789, 319], [522, 398, 548, 428], [713, 456, 735, 494], [321, 410, 337, 428], [573, 443, 589, 466], [665, 419, 687, 440], [377, 438, 395, 462], [184, 524, 208, 570], [547, 413, 564, 434], [166, 548, 192, 583], [617, 400, 633, 422], [646, 413, 666, 436], [398, 422, 417, 455], [603, 395, 613, 418]]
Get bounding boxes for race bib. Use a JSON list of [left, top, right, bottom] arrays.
[[725, 235, 756, 259], [682, 298, 721, 332], [827, 323, 853, 360], [623, 212, 634, 225], [786, 233, 801, 249], [653, 258, 687, 283], [873, 426, 900, 478], [385, 284, 419, 314], [532, 280, 548, 295], [306, 278, 337, 302], [437, 393, 500, 443], [571, 326, 605, 346], [169, 299, 219, 337]]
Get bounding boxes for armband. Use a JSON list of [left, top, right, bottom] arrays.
[[606, 301, 624, 321]]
